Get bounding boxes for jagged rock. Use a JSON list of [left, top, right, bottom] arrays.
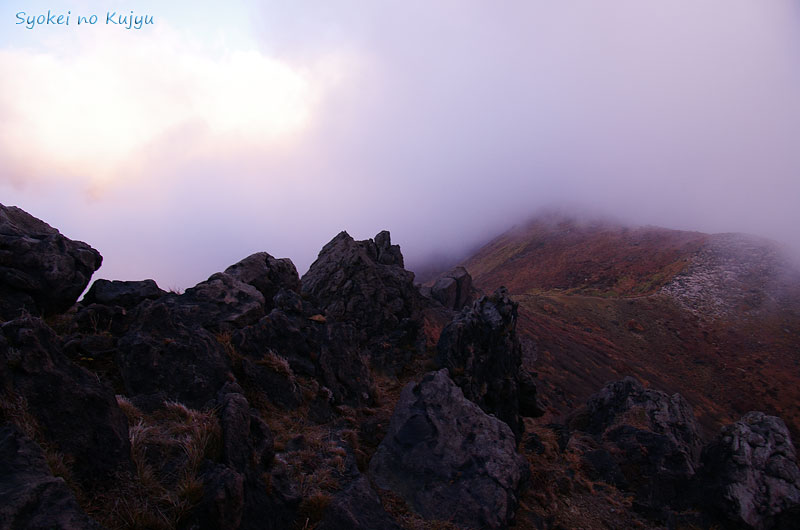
[[0, 203, 102, 320], [83, 279, 165, 309], [218, 390, 274, 473], [233, 304, 375, 407], [436, 287, 528, 440], [430, 266, 474, 310], [225, 253, 301, 309], [301, 231, 425, 367], [232, 309, 320, 378], [317, 476, 402, 530], [698, 411, 800, 530], [116, 300, 233, 408], [369, 370, 528, 529], [273, 288, 304, 314], [571, 377, 702, 510], [318, 323, 375, 407], [0, 317, 131, 487], [178, 272, 266, 332], [0, 424, 102, 529]]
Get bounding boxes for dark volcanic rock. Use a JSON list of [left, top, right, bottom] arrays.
[[430, 266, 474, 310], [83, 278, 165, 309], [301, 231, 425, 367], [0, 424, 102, 529], [698, 411, 800, 530], [0, 316, 131, 487], [116, 300, 233, 408], [0, 203, 102, 320], [317, 476, 401, 530], [218, 389, 275, 473], [571, 377, 702, 511], [369, 369, 528, 529], [318, 323, 375, 407], [225, 252, 301, 309], [436, 287, 530, 440], [233, 309, 320, 378], [178, 272, 266, 332]]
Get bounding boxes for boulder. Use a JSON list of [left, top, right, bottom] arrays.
[[217, 385, 275, 473], [0, 424, 102, 529], [571, 377, 702, 511], [225, 252, 301, 309], [116, 300, 233, 408], [436, 287, 529, 440], [699, 411, 800, 529], [369, 370, 528, 529], [430, 266, 474, 310], [0, 204, 102, 320], [82, 279, 165, 309], [0, 316, 131, 487], [301, 231, 425, 367]]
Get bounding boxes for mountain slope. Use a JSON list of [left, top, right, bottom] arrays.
[[461, 216, 800, 442]]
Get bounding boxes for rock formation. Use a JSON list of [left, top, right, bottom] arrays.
[[436, 287, 537, 440], [301, 230, 425, 368], [430, 266, 475, 310], [567, 377, 702, 512], [0, 425, 102, 529], [699, 412, 800, 529], [0, 203, 102, 320], [0, 316, 131, 487], [369, 369, 528, 529]]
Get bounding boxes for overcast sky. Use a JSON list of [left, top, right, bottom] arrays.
[[2, 0, 799, 288]]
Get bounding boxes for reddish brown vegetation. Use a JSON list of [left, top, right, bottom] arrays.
[[463, 217, 800, 448]]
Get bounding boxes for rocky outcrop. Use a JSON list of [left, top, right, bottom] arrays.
[[301, 231, 425, 367], [436, 288, 532, 440], [569, 377, 702, 511], [232, 305, 375, 408], [83, 278, 165, 309], [218, 386, 275, 473], [0, 425, 102, 529], [0, 203, 102, 320], [369, 370, 528, 529], [177, 272, 266, 332], [0, 316, 131, 487], [116, 300, 233, 409], [225, 252, 301, 309], [430, 266, 475, 310], [698, 412, 800, 529]]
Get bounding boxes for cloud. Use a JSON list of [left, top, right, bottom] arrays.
[[0, 22, 348, 190], [2, 0, 800, 287]]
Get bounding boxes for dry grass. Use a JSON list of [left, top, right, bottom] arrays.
[[0, 393, 75, 483], [85, 396, 223, 530], [256, 350, 293, 377]]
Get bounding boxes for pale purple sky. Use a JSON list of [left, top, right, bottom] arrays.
[[2, 1, 800, 288]]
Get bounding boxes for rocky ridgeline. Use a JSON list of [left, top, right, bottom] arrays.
[[1, 202, 799, 530]]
